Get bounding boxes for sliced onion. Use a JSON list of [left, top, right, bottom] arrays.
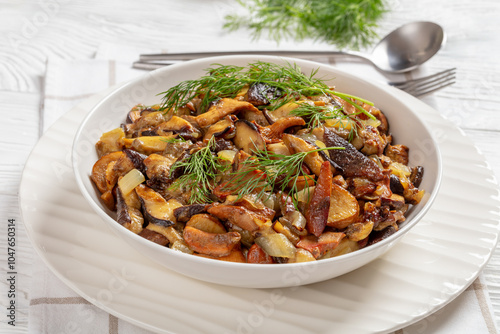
[[288, 210, 307, 231], [389, 162, 412, 177], [315, 140, 326, 149], [261, 192, 277, 210], [364, 117, 381, 128], [255, 233, 297, 258], [325, 118, 353, 130], [217, 150, 237, 163], [118, 168, 145, 195], [295, 186, 315, 204]]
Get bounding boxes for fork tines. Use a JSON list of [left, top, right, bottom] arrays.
[[389, 68, 456, 97]]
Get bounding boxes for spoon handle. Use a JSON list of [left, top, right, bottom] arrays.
[[139, 50, 368, 61]]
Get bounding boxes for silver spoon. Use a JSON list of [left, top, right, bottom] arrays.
[[136, 21, 445, 73]]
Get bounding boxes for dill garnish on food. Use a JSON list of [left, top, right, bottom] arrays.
[[159, 61, 376, 120], [220, 147, 344, 208], [290, 103, 363, 140], [168, 137, 229, 204], [223, 0, 387, 50]]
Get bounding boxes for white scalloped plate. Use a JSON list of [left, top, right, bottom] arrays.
[[20, 80, 500, 333]]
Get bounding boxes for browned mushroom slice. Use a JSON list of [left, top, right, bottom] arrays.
[[282, 134, 325, 177], [109, 149, 147, 181], [359, 126, 387, 156], [122, 149, 148, 174], [227, 195, 276, 221], [202, 115, 236, 142], [207, 205, 267, 232], [143, 154, 176, 184], [156, 116, 202, 140], [195, 98, 260, 127], [126, 104, 145, 124], [296, 232, 345, 259], [258, 117, 306, 143], [385, 144, 409, 165], [323, 127, 385, 182], [135, 184, 182, 227], [247, 243, 275, 264], [173, 204, 209, 223], [185, 214, 226, 234], [345, 221, 374, 242], [116, 186, 144, 234], [196, 247, 247, 262], [95, 127, 125, 158], [233, 120, 266, 154], [125, 111, 167, 137], [238, 108, 270, 126], [122, 135, 176, 155], [183, 225, 241, 257], [138, 229, 169, 246], [133, 111, 167, 128], [91, 151, 124, 194]]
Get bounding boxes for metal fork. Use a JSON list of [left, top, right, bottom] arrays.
[[388, 68, 456, 97]]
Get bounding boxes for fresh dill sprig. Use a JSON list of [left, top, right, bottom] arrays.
[[221, 146, 343, 208], [290, 103, 363, 141], [223, 0, 387, 50], [159, 64, 248, 115], [290, 103, 342, 129], [168, 137, 228, 204], [159, 61, 376, 120], [160, 136, 188, 144]]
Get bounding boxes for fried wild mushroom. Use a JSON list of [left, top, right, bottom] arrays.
[[90, 61, 426, 263]]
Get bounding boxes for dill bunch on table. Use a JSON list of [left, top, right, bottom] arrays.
[[224, 0, 388, 50]]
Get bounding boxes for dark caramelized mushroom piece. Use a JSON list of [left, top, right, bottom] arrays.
[[138, 229, 169, 246], [367, 225, 398, 246], [410, 166, 424, 188], [123, 149, 148, 174], [323, 127, 385, 182], [116, 186, 144, 234], [246, 82, 282, 106], [174, 204, 210, 223], [389, 174, 405, 195]]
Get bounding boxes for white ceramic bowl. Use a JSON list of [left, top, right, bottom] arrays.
[[72, 55, 442, 289]]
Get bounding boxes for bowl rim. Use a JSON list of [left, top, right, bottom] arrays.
[[72, 54, 443, 271]]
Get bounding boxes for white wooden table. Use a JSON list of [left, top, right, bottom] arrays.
[[1, 0, 500, 333]]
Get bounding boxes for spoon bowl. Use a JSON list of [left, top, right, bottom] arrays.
[[368, 21, 446, 72]]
